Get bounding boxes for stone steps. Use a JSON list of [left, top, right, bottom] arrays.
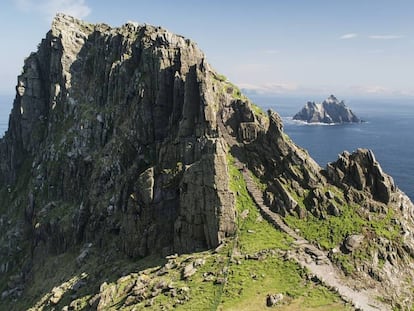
[[218, 115, 391, 311], [224, 130, 329, 264]]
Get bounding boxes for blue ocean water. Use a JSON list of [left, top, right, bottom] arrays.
[[249, 95, 414, 200]]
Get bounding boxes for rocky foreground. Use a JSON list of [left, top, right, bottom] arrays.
[[0, 14, 413, 310], [293, 95, 361, 123]]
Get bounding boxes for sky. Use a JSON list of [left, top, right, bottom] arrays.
[[0, 0, 414, 99]]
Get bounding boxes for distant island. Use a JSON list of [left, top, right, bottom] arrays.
[[293, 95, 361, 124]]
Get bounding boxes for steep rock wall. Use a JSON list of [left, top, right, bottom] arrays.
[[0, 14, 237, 269]]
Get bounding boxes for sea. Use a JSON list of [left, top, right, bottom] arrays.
[[0, 94, 413, 200], [249, 94, 414, 201]]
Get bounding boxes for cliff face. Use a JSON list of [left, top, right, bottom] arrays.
[[0, 14, 238, 265], [293, 95, 361, 123], [1, 14, 414, 310]]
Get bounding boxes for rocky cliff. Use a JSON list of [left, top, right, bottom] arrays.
[[293, 95, 361, 123], [1, 14, 414, 310], [0, 13, 238, 257]]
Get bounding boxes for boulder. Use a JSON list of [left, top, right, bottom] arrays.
[[266, 293, 284, 306], [344, 234, 364, 253], [50, 287, 64, 305], [327, 202, 341, 216], [182, 262, 197, 279]]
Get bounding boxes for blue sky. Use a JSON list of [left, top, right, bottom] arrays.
[[0, 0, 413, 98]]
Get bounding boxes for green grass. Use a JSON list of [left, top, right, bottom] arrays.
[[212, 70, 246, 102], [285, 204, 366, 250], [220, 255, 350, 311], [281, 181, 404, 280], [367, 207, 401, 242], [4, 151, 355, 311], [100, 250, 232, 311], [224, 84, 245, 101], [331, 253, 356, 275], [173, 253, 230, 311], [248, 170, 267, 192], [222, 154, 349, 311], [251, 103, 266, 118], [213, 73, 227, 82], [284, 200, 402, 251], [283, 182, 402, 250], [227, 154, 292, 253]]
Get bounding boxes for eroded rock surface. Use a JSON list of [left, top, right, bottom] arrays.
[[293, 95, 361, 124], [327, 148, 395, 204], [0, 14, 239, 291]]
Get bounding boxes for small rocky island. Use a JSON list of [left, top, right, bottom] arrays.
[[293, 95, 361, 124]]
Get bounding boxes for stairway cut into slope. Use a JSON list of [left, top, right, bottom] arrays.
[[218, 112, 390, 311]]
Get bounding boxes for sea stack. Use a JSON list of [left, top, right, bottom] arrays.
[[293, 95, 361, 124]]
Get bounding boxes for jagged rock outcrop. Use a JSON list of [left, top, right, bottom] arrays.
[[326, 148, 414, 307], [293, 95, 361, 124], [327, 148, 395, 204], [1, 14, 414, 311], [0, 13, 240, 275]]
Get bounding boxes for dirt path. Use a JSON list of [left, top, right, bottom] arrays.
[[218, 117, 390, 311]]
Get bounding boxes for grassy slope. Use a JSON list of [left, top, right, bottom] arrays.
[[6, 155, 352, 311], [282, 181, 402, 276], [218, 155, 351, 310]]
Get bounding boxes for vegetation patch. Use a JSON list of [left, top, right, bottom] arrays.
[[250, 102, 266, 119], [223, 154, 349, 310], [220, 255, 350, 311], [285, 204, 365, 250], [228, 154, 292, 253]]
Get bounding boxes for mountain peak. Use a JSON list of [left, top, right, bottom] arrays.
[[326, 94, 338, 102], [52, 13, 92, 34], [293, 95, 360, 123]]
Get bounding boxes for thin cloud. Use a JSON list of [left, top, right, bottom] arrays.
[[348, 85, 414, 97], [263, 49, 280, 55], [15, 0, 91, 20], [369, 34, 404, 40], [349, 85, 389, 95], [340, 33, 358, 39], [239, 82, 298, 93]]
